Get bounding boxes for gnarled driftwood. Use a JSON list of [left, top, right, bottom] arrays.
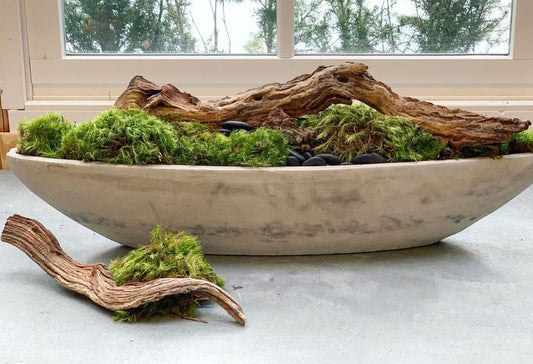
[[114, 62, 530, 148], [1, 215, 246, 325]]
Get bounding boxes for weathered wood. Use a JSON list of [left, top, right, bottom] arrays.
[[0, 89, 9, 133], [114, 62, 530, 148], [1, 215, 246, 325], [0, 132, 19, 170]]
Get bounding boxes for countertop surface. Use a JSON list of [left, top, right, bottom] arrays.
[[0, 170, 532, 363]]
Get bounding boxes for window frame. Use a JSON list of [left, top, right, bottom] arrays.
[[1, 0, 533, 126]]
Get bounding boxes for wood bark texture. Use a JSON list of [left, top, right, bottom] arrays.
[[1, 215, 246, 325], [114, 62, 531, 148]]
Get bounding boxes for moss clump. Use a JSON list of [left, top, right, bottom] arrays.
[[174, 120, 212, 137], [17, 113, 73, 158], [61, 108, 178, 164], [299, 103, 446, 162], [109, 226, 224, 322], [209, 128, 289, 167], [175, 124, 289, 167], [18, 110, 289, 167], [457, 131, 533, 158], [457, 145, 504, 159], [509, 130, 533, 153]]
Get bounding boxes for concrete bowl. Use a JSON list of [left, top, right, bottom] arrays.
[[7, 148, 533, 255]]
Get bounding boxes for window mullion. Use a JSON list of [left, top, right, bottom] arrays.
[[511, 0, 533, 59], [277, 0, 294, 58]]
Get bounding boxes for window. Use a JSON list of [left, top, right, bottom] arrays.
[[1, 0, 533, 126], [295, 0, 513, 55], [63, 0, 277, 54], [63, 0, 513, 56]]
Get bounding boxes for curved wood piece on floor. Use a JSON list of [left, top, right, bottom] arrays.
[[1, 215, 246, 325]]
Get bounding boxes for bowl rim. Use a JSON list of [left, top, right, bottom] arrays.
[[7, 147, 533, 173]]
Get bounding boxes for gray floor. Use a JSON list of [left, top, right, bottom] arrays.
[[0, 170, 532, 364]]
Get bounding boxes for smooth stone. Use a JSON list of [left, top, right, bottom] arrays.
[[221, 121, 255, 131], [289, 149, 306, 163], [315, 153, 341, 165], [303, 152, 313, 160], [352, 153, 387, 164], [218, 128, 231, 135], [302, 156, 327, 166], [286, 156, 301, 166]]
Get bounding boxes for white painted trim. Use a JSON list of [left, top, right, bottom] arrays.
[[0, 0, 27, 109], [511, 0, 533, 59], [20, 0, 33, 102], [20, 98, 533, 110], [25, 0, 62, 60], [277, 0, 294, 58], [27, 56, 533, 99]]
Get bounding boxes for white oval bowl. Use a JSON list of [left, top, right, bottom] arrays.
[[7, 148, 533, 255]]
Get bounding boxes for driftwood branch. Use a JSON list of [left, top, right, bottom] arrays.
[[114, 62, 530, 148], [1, 215, 246, 325]]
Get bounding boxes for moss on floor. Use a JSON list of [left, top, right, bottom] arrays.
[[109, 226, 224, 322]]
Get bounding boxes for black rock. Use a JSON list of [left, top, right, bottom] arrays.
[[352, 153, 387, 164], [221, 120, 255, 131], [218, 128, 232, 135], [303, 152, 313, 160], [289, 149, 306, 163], [286, 156, 301, 166], [341, 162, 353, 165], [315, 153, 341, 165], [302, 156, 327, 166]]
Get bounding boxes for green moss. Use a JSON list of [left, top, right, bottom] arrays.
[[299, 103, 446, 162], [458, 145, 503, 158], [173, 120, 211, 137], [174, 124, 289, 167], [213, 128, 289, 167], [17, 113, 73, 158], [499, 142, 510, 155], [509, 130, 533, 153], [109, 226, 224, 322], [171, 122, 214, 165], [61, 108, 178, 164], [456, 131, 533, 158], [28, 107, 531, 167], [17, 110, 289, 167]]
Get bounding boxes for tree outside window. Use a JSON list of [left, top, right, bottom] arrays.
[[63, 0, 512, 55]]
